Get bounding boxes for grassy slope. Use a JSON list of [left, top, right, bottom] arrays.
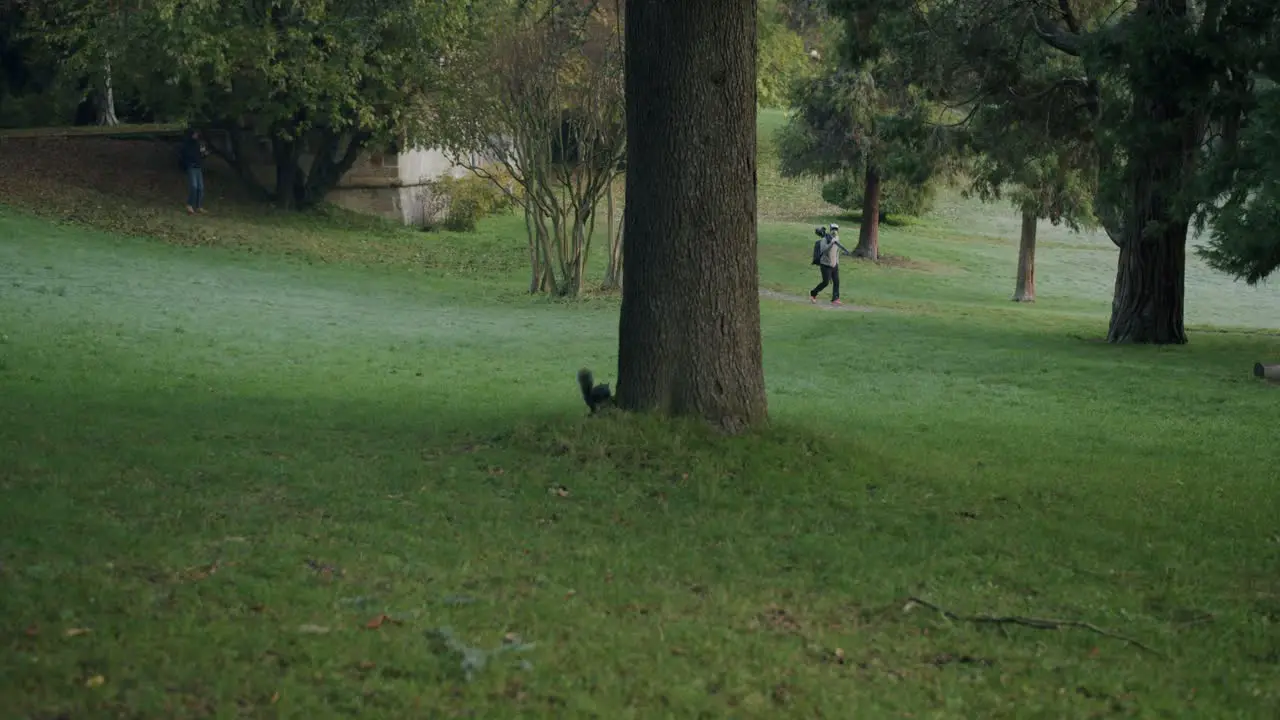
[[1, 111, 1279, 718]]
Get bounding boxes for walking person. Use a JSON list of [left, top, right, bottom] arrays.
[[180, 128, 208, 215], [810, 223, 851, 306]]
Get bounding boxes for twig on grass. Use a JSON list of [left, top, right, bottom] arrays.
[[904, 596, 1165, 657]]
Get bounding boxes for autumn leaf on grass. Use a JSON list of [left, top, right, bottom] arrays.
[[365, 614, 404, 630], [64, 627, 91, 637], [85, 675, 105, 688], [548, 485, 570, 498], [297, 624, 331, 634]]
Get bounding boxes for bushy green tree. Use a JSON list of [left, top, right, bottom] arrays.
[[1195, 81, 1280, 285], [757, 0, 821, 108], [845, 0, 1280, 342], [960, 48, 1100, 303], [26, 0, 468, 209], [775, 62, 951, 259]]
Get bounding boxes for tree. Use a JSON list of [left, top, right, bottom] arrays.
[[960, 51, 1099, 303], [757, 0, 819, 108], [28, 0, 467, 210], [862, 0, 1280, 343], [616, 0, 767, 430], [1195, 81, 1280, 285], [438, 0, 626, 296], [776, 62, 950, 260]]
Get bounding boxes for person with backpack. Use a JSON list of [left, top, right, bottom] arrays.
[[810, 223, 851, 305]]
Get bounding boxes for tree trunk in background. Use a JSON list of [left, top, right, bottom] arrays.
[[1012, 208, 1037, 302], [604, 179, 624, 289], [616, 0, 767, 431], [854, 163, 880, 259], [95, 57, 119, 126]]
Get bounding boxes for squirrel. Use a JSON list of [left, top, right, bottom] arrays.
[[577, 368, 613, 413]]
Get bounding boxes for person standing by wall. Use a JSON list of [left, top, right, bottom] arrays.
[[180, 128, 208, 215]]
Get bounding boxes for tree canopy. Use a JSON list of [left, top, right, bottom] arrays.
[[834, 0, 1280, 342], [23, 0, 469, 208]]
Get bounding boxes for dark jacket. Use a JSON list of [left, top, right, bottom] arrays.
[[179, 133, 204, 170]]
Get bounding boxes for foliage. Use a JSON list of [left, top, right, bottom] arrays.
[[1195, 84, 1280, 285], [436, 0, 626, 296], [862, 0, 1280, 340], [820, 171, 933, 218], [22, 0, 468, 209], [951, 39, 1099, 231], [774, 46, 953, 242], [757, 0, 822, 108], [776, 65, 947, 183], [425, 169, 520, 233]]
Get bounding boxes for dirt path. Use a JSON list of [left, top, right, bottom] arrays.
[[758, 288, 878, 312]]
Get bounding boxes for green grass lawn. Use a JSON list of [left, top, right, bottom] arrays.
[[2, 114, 1280, 718]]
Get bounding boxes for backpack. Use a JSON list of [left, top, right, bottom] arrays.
[[812, 238, 824, 265]]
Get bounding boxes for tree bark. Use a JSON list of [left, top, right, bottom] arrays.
[[272, 136, 302, 211], [95, 57, 119, 126], [1012, 207, 1037, 302], [854, 163, 880, 259], [1105, 0, 1198, 345], [296, 130, 370, 210], [603, 179, 619, 289], [616, 0, 767, 431], [606, 190, 624, 290]]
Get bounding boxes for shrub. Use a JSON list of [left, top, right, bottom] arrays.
[[821, 172, 936, 220], [424, 166, 519, 232]]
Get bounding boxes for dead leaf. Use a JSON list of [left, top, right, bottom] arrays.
[[365, 614, 401, 630], [298, 624, 330, 634], [64, 627, 91, 637], [270, 691, 280, 704], [357, 660, 376, 670], [24, 624, 39, 637], [549, 485, 570, 498], [85, 675, 105, 688]]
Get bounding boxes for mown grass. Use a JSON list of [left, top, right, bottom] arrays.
[[2, 110, 1280, 718]]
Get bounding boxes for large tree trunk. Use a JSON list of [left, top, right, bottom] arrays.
[[616, 0, 767, 431], [854, 163, 881, 259], [1012, 207, 1037, 302], [1106, 0, 1197, 345]]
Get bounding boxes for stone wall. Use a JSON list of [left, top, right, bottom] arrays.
[[233, 132, 478, 226]]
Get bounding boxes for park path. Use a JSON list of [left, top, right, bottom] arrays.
[[758, 288, 878, 312]]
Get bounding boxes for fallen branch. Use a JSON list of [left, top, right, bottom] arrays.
[[904, 596, 1164, 657]]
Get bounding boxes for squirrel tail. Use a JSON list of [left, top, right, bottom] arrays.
[[577, 368, 595, 406], [577, 368, 612, 413]]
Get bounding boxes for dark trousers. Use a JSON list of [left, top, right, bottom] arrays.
[[811, 264, 840, 301], [186, 167, 205, 209]]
